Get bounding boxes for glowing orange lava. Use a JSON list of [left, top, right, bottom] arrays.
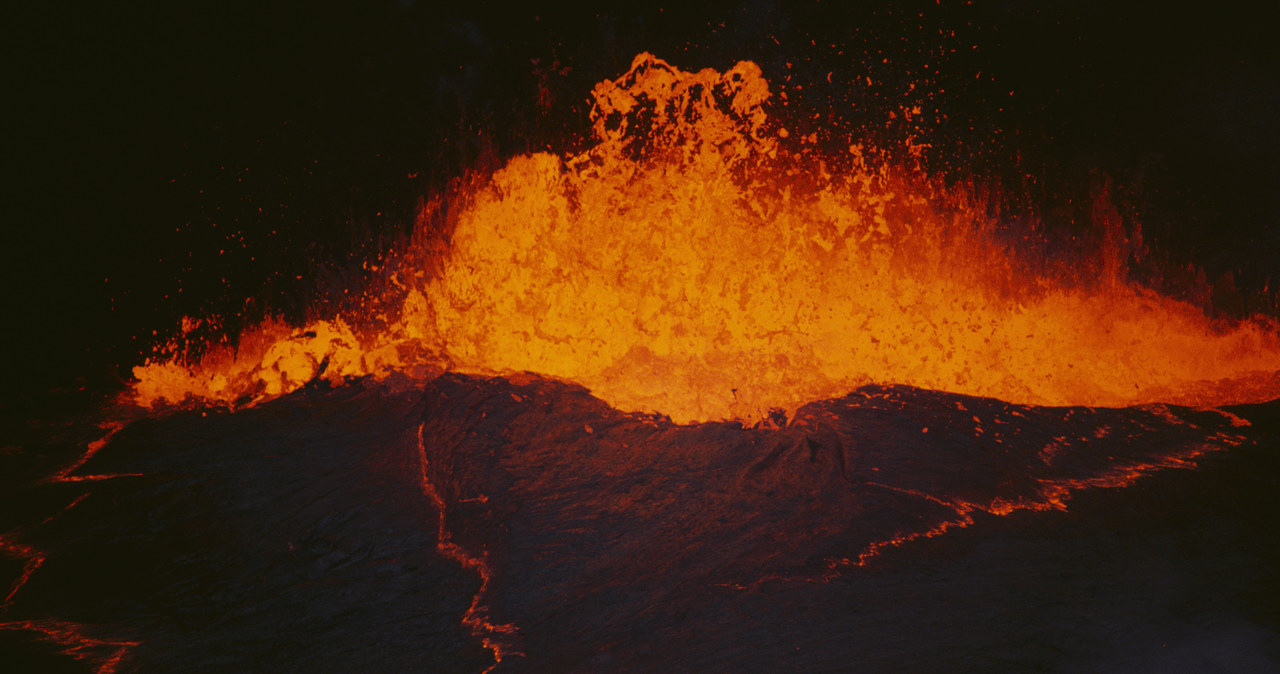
[[132, 53, 1280, 423]]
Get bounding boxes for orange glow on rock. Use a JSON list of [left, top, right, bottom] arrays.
[[2, 485, 136, 672], [132, 53, 1280, 423], [416, 423, 521, 670]]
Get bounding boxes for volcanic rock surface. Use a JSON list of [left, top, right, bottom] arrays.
[[3, 374, 1279, 672]]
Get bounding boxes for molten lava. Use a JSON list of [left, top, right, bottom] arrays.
[[132, 53, 1280, 423]]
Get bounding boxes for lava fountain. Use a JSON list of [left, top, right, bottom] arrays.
[[12, 52, 1280, 673], [132, 52, 1280, 422]]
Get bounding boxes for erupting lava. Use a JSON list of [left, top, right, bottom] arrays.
[[132, 53, 1280, 423]]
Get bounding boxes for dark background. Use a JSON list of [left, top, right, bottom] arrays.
[[6, 0, 1279, 400]]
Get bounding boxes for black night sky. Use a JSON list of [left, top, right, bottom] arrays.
[[7, 1, 1280, 397]]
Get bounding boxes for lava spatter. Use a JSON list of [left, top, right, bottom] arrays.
[[131, 53, 1280, 423]]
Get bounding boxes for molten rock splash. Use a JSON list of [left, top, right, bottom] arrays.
[[134, 53, 1280, 422]]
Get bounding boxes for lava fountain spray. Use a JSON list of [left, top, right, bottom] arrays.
[[132, 53, 1280, 423]]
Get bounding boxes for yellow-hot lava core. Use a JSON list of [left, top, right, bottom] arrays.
[[133, 53, 1280, 423]]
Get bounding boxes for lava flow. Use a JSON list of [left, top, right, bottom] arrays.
[[130, 52, 1280, 424]]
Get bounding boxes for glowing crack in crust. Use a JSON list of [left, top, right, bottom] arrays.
[[1, 428, 140, 673], [417, 424, 522, 670]]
